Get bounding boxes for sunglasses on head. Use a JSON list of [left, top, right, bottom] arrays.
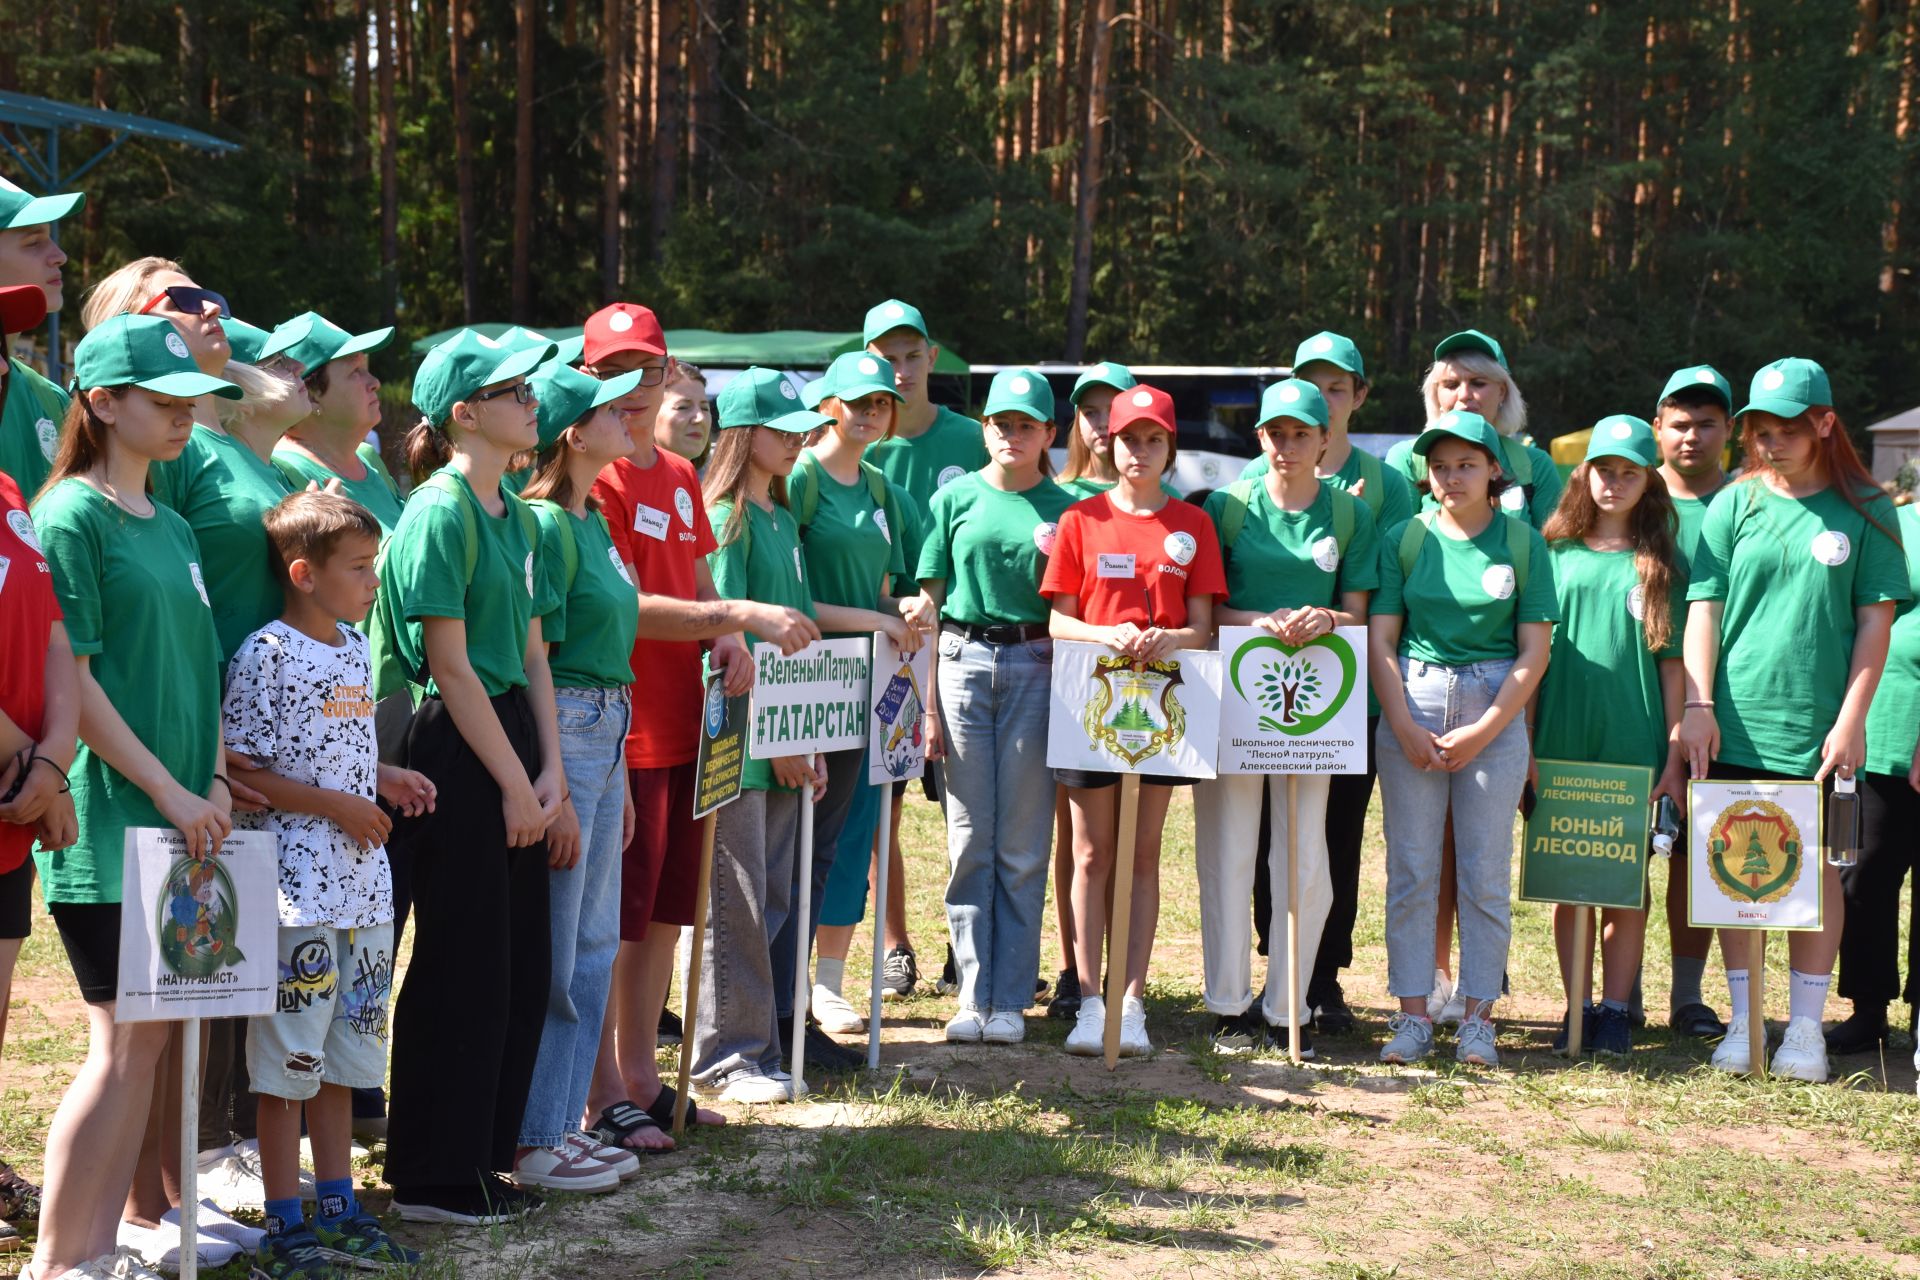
[[472, 381, 533, 406], [137, 285, 230, 318]]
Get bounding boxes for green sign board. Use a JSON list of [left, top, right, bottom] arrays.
[[693, 672, 750, 819], [1518, 758, 1653, 909]]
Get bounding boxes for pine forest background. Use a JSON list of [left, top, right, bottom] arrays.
[[5, 0, 1920, 438]]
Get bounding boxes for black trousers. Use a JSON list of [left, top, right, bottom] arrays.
[[1838, 769, 1920, 1007], [384, 690, 551, 1190]]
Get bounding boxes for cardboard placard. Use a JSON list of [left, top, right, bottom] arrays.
[[1687, 779, 1824, 931], [116, 827, 278, 1022], [1045, 640, 1220, 779], [693, 670, 750, 818], [867, 629, 930, 785], [1215, 624, 1369, 775], [1518, 759, 1652, 909], [749, 637, 871, 759]]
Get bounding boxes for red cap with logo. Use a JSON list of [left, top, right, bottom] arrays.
[[582, 302, 667, 365], [1107, 383, 1177, 436]]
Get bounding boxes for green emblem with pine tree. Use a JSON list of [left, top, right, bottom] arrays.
[[1706, 800, 1803, 905], [1083, 655, 1186, 767]]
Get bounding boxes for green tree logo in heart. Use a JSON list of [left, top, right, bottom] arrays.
[[1229, 633, 1358, 736]]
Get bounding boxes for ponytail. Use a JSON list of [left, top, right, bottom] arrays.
[[405, 415, 452, 485], [37, 388, 132, 504]]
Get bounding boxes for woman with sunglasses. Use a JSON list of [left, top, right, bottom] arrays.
[[267, 313, 403, 533]]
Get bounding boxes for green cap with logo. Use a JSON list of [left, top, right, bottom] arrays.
[[861, 298, 930, 345], [1657, 364, 1733, 414], [0, 175, 83, 229], [222, 318, 273, 366], [1070, 361, 1137, 405], [413, 328, 556, 426], [1735, 357, 1831, 421], [819, 351, 902, 404], [1584, 414, 1658, 467], [800, 377, 827, 411], [1257, 378, 1331, 430], [716, 366, 831, 434], [260, 311, 395, 376], [498, 326, 586, 368], [1291, 331, 1365, 380], [531, 359, 640, 450], [1412, 409, 1503, 458], [75, 314, 243, 399], [1433, 328, 1509, 371], [982, 368, 1055, 421]]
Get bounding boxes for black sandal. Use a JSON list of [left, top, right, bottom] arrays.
[[643, 1085, 701, 1132], [587, 1101, 667, 1150]]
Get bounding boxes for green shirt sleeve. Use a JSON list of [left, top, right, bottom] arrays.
[[706, 500, 750, 600], [1686, 488, 1736, 602], [915, 486, 953, 586], [1854, 494, 1913, 608], [532, 505, 568, 640], [1339, 499, 1383, 596], [882, 480, 908, 581], [33, 491, 106, 655], [1525, 443, 1564, 530], [1370, 518, 1409, 618], [390, 490, 473, 622], [1384, 439, 1420, 496], [1517, 524, 1557, 622], [1376, 464, 1416, 532]]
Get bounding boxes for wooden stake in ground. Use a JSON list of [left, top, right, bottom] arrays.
[[1568, 906, 1592, 1059], [1748, 929, 1767, 1077], [1284, 774, 1302, 1065], [867, 779, 895, 1071], [672, 812, 719, 1136], [1102, 771, 1143, 1070]]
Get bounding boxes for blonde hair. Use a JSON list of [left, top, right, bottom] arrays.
[[1421, 351, 1529, 438], [216, 360, 302, 429], [80, 256, 185, 333]]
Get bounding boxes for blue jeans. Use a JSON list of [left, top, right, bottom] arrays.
[[937, 632, 1055, 1015], [519, 687, 629, 1147], [1376, 657, 1529, 1007]]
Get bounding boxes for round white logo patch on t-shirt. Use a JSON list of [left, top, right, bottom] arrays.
[[858, 357, 881, 377], [674, 487, 695, 526], [1627, 584, 1647, 621], [937, 465, 965, 489], [1033, 522, 1058, 556], [525, 553, 536, 596], [1762, 368, 1787, 391], [1311, 535, 1340, 573], [1131, 390, 1154, 408], [164, 332, 190, 360], [8, 508, 41, 553], [609, 546, 634, 586], [34, 416, 56, 461], [1482, 564, 1516, 600], [1500, 486, 1526, 512], [608, 311, 634, 332], [1164, 532, 1197, 565], [189, 562, 210, 607], [872, 508, 891, 543], [1810, 530, 1851, 566]]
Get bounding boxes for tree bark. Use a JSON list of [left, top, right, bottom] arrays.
[[1064, 0, 1115, 361], [601, 0, 624, 297], [449, 0, 480, 321], [376, 0, 400, 327], [176, 0, 208, 124], [352, 0, 371, 178], [512, 0, 536, 320], [650, 0, 684, 260]]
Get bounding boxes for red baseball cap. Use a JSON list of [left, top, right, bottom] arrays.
[[582, 302, 667, 365], [1108, 383, 1177, 436]]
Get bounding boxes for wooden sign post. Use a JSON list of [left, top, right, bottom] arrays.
[[865, 629, 931, 1071], [1101, 773, 1144, 1069]]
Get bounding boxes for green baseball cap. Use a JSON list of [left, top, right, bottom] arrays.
[[260, 311, 395, 376], [221, 318, 273, 366], [531, 360, 641, 450], [982, 368, 1055, 421], [1584, 415, 1658, 467], [1412, 409, 1503, 458], [716, 366, 830, 434], [1736, 357, 1831, 420], [75, 314, 243, 399], [1433, 328, 1509, 371], [862, 298, 930, 345], [499, 326, 586, 367], [0, 175, 83, 229], [1291, 331, 1365, 380], [1070, 361, 1137, 405], [800, 377, 827, 411], [412, 328, 556, 426], [1257, 378, 1331, 430], [819, 351, 903, 404], [1657, 364, 1733, 414]]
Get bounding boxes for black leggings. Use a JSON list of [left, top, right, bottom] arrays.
[[1838, 770, 1920, 1007]]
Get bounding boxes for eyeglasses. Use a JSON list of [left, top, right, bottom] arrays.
[[585, 363, 668, 387], [472, 381, 533, 406], [137, 285, 229, 318]]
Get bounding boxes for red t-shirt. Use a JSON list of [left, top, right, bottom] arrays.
[[0, 473, 61, 872], [592, 447, 718, 769], [1039, 492, 1227, 629]]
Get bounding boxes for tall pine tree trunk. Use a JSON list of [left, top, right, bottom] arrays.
[[650, 0, 683, 261], [449, 0, 479, 321], [1064, 0, 1115, 361], [601, 0, 623, 296], [512, 0, 536, 320], [377, 0, 399, 327]]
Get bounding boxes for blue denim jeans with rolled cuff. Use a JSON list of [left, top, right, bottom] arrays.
[[519, 686, 630, 1148], [937, 631, 1055, 1016], [1376, 656, 1529, 1008]]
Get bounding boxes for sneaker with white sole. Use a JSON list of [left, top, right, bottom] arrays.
[[565, 1132, 641, 1181], [1119, 995, 1151, 1057], [1425, 969, 1455, 1023], [162, 1199, 265, 1252], [1456, 1014, 1500, 1066], [982, 1011, 1025, 1044], [1710, 1012, 1764, 1073], [1379, 1012, 1436, 1064], [710, 1070, 791, 1104], [945, 1009, 986, 1042], [879, 947, 919, 1000], [512, 1142, 620, 1193], [94, 1245, 171, 1280], [935, 945, 959, 996], [1770, 1015, 1830, 1083], [115, 1219, 240, 1269], [812, 984, 866, 1035], [1065, 994, 1107, 1056]]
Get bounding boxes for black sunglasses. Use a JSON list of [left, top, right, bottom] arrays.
[[138, 285, 230, 319], [472, 381, 533, 406]]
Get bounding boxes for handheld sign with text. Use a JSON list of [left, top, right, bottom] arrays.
[[750, 636, 871, 759], [1215, 625, 1368, 775], [117, 826, 278, 1022], [1687, 779, 1823, 931], [1045, 639, 1221, 779], [693, 670, 750, 817], [867, 629, 930, 785], [1518, 759, 1652, 909]]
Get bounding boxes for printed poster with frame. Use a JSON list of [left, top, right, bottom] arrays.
[[1686, 778, 1824, 931]]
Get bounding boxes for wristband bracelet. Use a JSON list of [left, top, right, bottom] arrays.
[[28, 754, 70, 793], [1684, 700, 1715, 709], [209, 774, 231, 796]]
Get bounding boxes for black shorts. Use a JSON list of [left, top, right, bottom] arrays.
[[0, 859, 32, 940], [1053, 769, 1195, 791], [49, 901, 120, 1004]]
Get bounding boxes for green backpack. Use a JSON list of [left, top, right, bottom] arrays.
[[1396, 509, 1532, 599], [1215, 477, 1358, 562]]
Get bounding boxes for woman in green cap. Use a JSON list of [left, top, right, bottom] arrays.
[[28, 313, 240, 1280], [1679, 358, 1909, 1084], [267, 312, 404, 533], [1535, 416, 1687, 1060]]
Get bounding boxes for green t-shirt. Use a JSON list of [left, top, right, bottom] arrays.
[[532, 504, 640, 690], [915, 471, 1076, 626], [1688, 483, 1912, 775], [790, 452, 907, 631], [0, 359, 68, 497], [865, 406, 989, 512], [31, 480, 220, 904], [384, 467, 554, 698], [1239, 445, 1415, 531], [889, 483, 926, 598], [1371, 514, 1558, 666], [1202, 480, 1381, 614], [1385, 434, 1565, 530], [273, 441, 406, 533], [1865, 503, 1920, 777], [707, 496, 817, 791], [153, 425, 294, 664], [1534, 542, 1683, 771]]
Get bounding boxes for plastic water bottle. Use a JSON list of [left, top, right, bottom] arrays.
[[1650, 795, 1680, 859], [1827, 775, 1860, 868]]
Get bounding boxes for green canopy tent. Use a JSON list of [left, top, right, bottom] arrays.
[[406, 324, 969, 374]]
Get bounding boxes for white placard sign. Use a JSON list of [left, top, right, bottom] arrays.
[[116, 826, 279, 1022], [867, 630, 930, 785], [1045, 639, 1221, 779], [1687, 779, 1824, 931], [750, 636, 872, 759], [1216, 625, 1369, 775]]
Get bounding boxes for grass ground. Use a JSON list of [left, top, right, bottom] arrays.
[[4, 789, 1918, 1279]]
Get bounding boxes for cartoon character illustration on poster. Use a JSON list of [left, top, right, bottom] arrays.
[[874, 659, 925, 779], [159, 853, 247, 976]]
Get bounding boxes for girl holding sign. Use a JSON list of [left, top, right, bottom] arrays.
[[1536, 417, 1687, 1059], [1370, 409, 1556, 1067], [1196, 378, 1378, 1058], [1043, 384, 1226, 1058], [1679, 359, 1908, 1083]]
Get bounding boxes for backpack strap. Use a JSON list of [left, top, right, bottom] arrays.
[[1352, 447, 1385, 517], [789, 461, 820, 530], [1217, 477, 1256, 551], [861, 460, 889, 511], [526, 498, 580, 595], [415, 471, 480, 582], [1397, 510, 1437, 577], [1503, 511, 1530, 596], [1329, 485, 1356, 556]]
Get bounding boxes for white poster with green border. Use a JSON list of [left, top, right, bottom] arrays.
[[1215, 624, 1368, 775]]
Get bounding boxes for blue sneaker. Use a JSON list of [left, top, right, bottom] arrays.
[[252, 1227, 342, 1280], [1379, 1012, 1435, 1064], [311, 1211, 422, 1270]]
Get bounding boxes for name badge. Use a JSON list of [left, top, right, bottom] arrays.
[[633, 504, 671, 541], [1096, 552, 1137, 579]]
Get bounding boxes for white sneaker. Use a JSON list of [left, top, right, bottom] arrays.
[[93, 1246, 170, 1280], [715, 1070, 791, 1104], [115, 1220, 240, 1269], [1425, 969, 1456, 1023], [195, 1138, 314, 1210], [1119, 995, 1151, 1057], [1065, 995, 1107, 1056], [812, 983, 866, 1034], [162, 1199, 265, 1251], [565, 1131, 642, 1181], [982, 1011, 1025, 1044], [512, 1142, 621, 1193], [945, 1009, 986, 1042], [1771, 1015, 1830, 1083], [1710, 1012, 1763, 1073]]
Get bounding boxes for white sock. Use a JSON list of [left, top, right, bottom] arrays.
[[815, 956, 845, 996], [1789, 969, 1831, 1023], [1725, 969, 1749, 1020]]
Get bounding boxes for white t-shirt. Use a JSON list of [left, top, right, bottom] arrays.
[[222, 620, 391, 929]]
